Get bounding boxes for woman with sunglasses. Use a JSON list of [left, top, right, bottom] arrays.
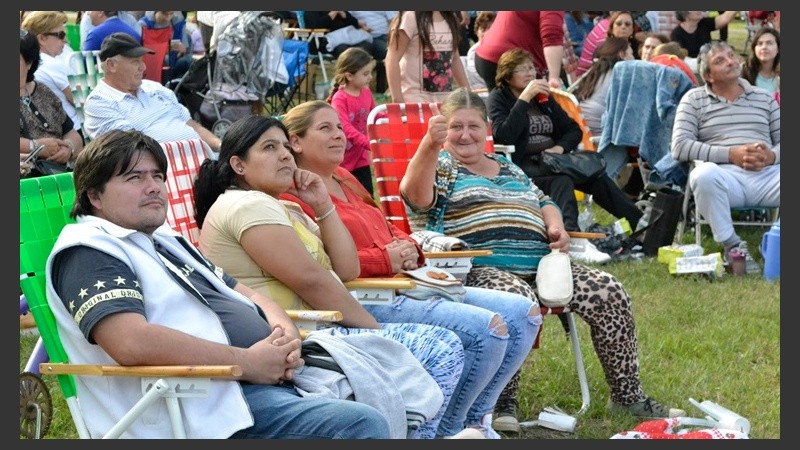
[[21, 11, 83, 142], [604, 11, 640, 62], [19, 27, 83, 178]]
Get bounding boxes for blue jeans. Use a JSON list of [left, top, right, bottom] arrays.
[[332, 323, 465, 439], [364, 286, 541, 436], [601, 144, 631, 180], [231, 382, 390, 438]]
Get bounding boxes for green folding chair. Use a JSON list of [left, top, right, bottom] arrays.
[[20, 173, 241, 439]]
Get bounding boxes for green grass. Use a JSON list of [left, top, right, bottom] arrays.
[[18, 218, 781, 440], [507, 199, 779, 439]]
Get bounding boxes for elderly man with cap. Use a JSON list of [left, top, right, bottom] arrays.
[[83, 32, 221, 151]]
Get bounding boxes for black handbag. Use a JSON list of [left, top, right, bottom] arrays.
[[29, 159, 71, 178], [536, 150, 607, 184], [641, 187, 685, 256]]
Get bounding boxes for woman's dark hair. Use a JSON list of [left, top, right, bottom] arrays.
[[20, 29, 41, 82], [742, 27, 780, 85], [72, 130, 166, 218], [675, 11, 689, 22], [573, 37, 630, 101], [193, 115, 289, 228], [389, 11, 461, 53]]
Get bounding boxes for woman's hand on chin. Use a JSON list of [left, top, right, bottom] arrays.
[[288, 168, 330, 207]]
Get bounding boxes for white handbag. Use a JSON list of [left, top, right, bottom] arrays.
[[536, 249, 573, 307]]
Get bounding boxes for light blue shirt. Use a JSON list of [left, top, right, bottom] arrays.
[[348, 11, 396, 37], [755, 74, 779, 95]]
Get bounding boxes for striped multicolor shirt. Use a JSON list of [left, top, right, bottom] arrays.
[[405, 151, 558, 277]]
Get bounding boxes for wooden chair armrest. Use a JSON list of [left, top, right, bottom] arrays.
[[424, 250, 493, 259], [40, 363, 242, 378], [344, 278, 416, 290], [286, 310, 343, 323], [567, 231, 606, 239], [284, 27, 330, 35]]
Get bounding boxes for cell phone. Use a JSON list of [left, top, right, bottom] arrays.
[[24, 142, 45, 164]]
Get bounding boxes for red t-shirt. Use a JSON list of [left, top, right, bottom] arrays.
[[650, 54, 699, 86], [280, 167, 425, 278], [476, 11, 565, 75]]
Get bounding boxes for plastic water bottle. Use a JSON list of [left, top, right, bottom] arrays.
[[761, 220, 780, 281]]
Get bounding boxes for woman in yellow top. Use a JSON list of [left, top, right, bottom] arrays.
[[192, 115, 466, 439]]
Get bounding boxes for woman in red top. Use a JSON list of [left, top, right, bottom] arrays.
[[281, 100, 541, 438]]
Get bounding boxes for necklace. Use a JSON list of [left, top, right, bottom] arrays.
[[20, 83, 31, 109], [20, 83, 51, 130]]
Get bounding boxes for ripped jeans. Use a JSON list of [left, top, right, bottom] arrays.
[[364, 286, 541, 437]]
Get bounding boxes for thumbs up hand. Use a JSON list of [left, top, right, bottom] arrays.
[[425, 103, 447, 150]]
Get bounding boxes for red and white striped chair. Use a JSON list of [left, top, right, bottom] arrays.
[[160, 138, 343, 335], [161, 139, 216, 247], [367, 103, 591, 417]]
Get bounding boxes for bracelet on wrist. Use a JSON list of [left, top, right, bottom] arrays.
[[315, 204, 337, 222]]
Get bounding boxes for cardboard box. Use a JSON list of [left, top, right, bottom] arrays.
[[669, 252, 723, 278], [657, 244, 704, 265]]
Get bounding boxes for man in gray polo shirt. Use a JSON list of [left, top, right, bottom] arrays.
[[671, 40, 779, 273]]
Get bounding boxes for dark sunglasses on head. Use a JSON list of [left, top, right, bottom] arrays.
[[43, 31, 67, 40], [20, 28, 29, 37]]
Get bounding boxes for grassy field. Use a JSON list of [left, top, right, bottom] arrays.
[[21, 16, 778, 440], [18, 216, 781, 440]]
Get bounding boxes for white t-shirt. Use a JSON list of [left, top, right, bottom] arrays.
[[35, 53, 81, 131]]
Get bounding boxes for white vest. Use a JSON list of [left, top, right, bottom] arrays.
[[46, 216, 254, 438]]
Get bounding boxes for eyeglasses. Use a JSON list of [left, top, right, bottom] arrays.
[[42, 31, 67, 40], [20, 28, 29, 38], [513, 65, 536, 75], [614, 21, 632, 26]]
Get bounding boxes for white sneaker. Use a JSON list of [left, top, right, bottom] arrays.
[[470, 414, 502, 439], [444, 428, 487, 439], [569, 238, 611, 264]]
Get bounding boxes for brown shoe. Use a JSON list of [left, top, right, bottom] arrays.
[[20, 312, 36, 329]]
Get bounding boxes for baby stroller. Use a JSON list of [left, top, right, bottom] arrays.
[[174, 11, 306, 137]]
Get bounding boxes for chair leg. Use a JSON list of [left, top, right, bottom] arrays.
[[676, 181, 693, 244], [695, 202, 702, 246], [519, 311, 590, 429], [566, 312, 590, 416]]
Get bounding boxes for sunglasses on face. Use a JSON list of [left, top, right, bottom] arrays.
[[42, 31, 67, 40]]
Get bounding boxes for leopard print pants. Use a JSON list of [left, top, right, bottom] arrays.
[[466, 264, 646, 406]]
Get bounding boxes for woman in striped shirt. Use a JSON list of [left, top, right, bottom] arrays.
[[401, 88, 686, 427]]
